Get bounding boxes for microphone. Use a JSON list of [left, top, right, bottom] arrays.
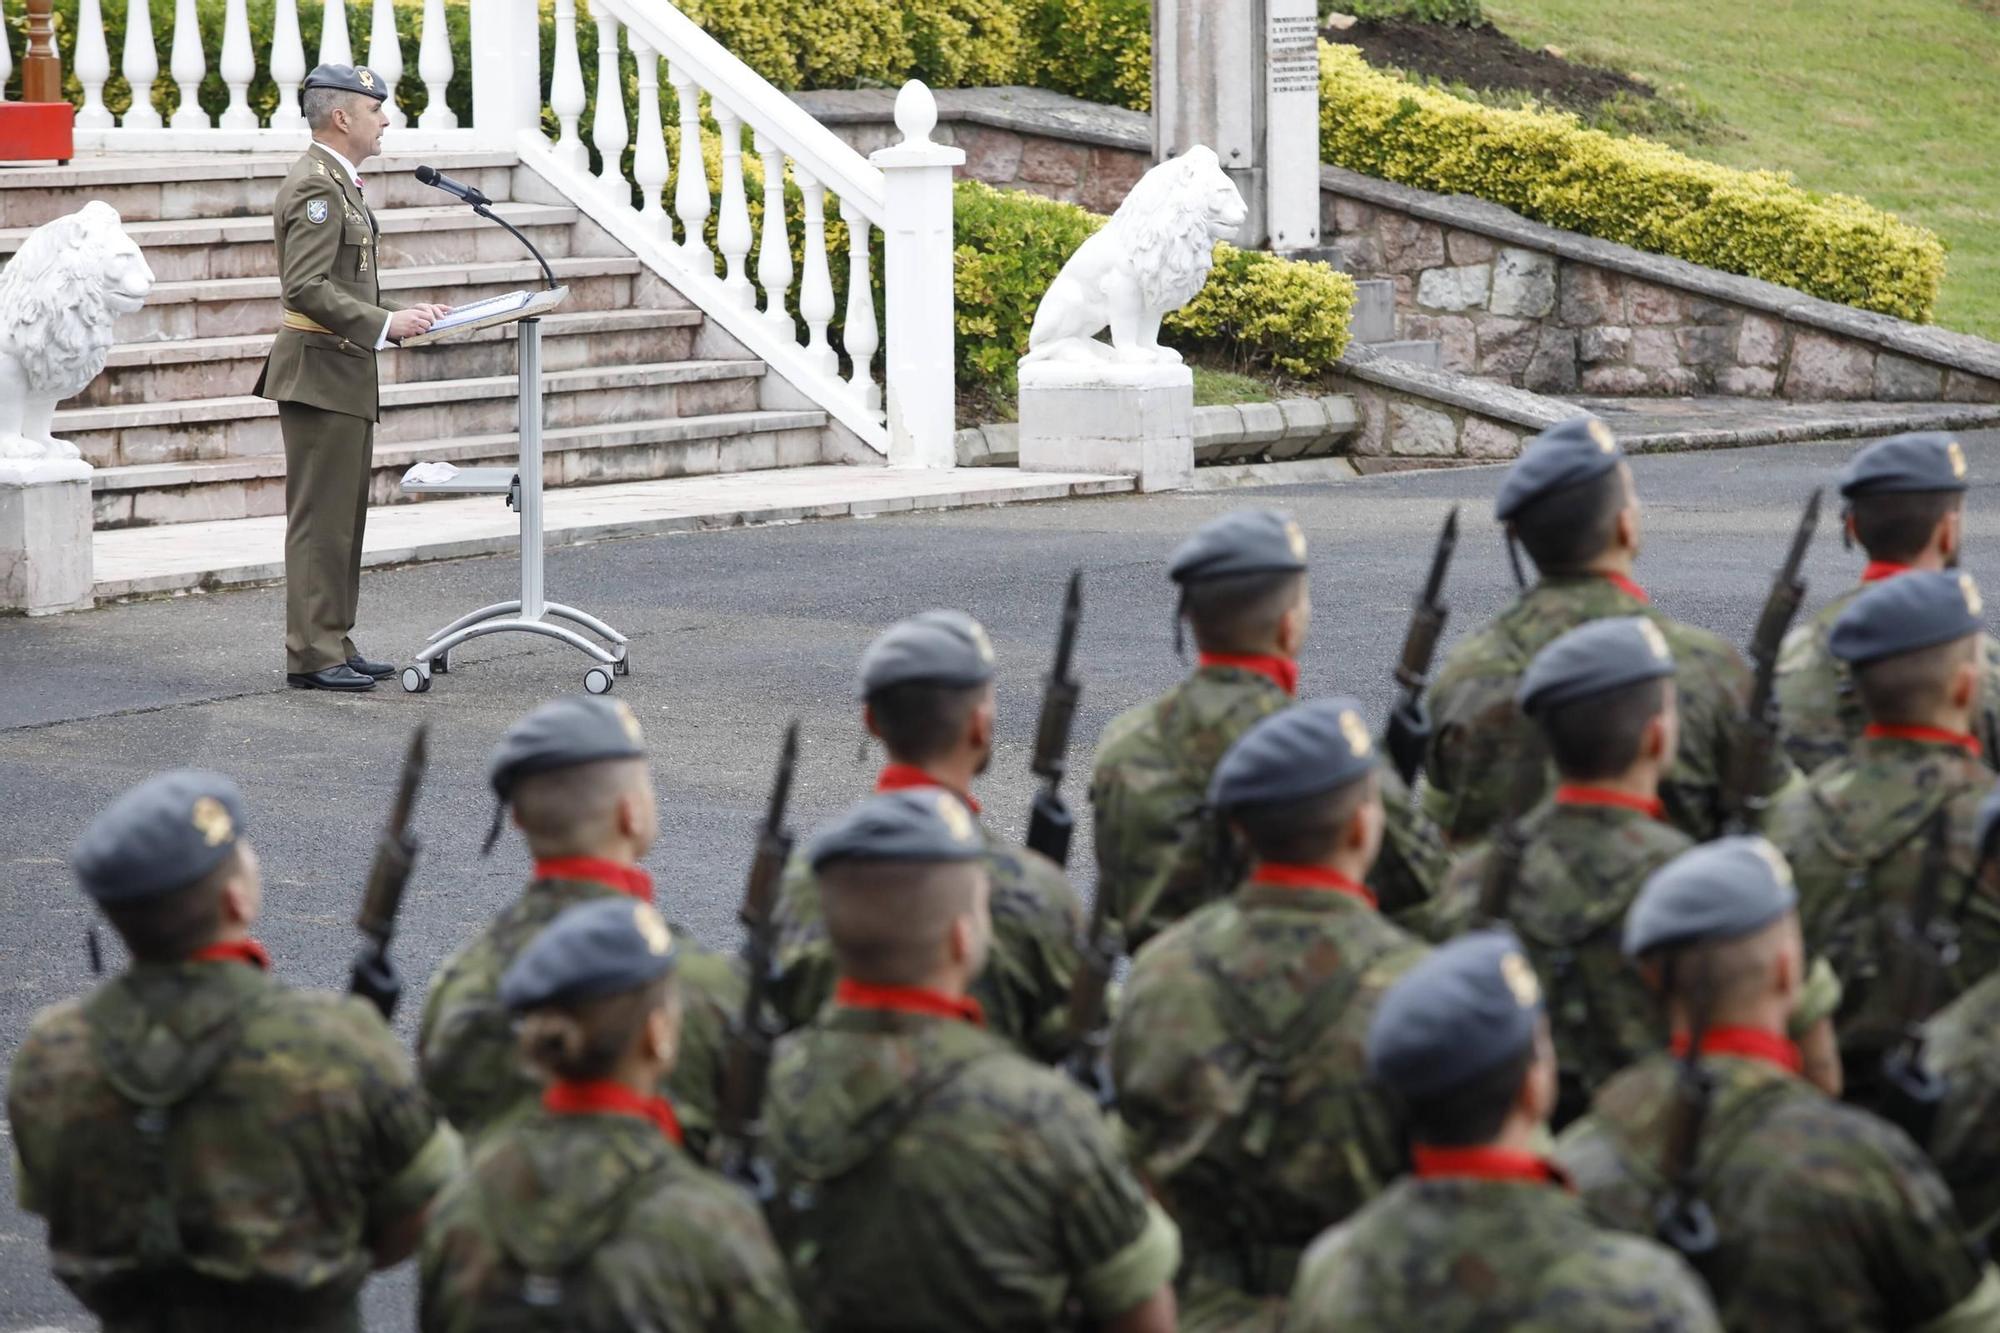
[[415, 165, 491, 209]]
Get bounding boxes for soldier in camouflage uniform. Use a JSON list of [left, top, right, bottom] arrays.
[[9, 771, 461, 1332], [1926, 956, 2000, 1255], [1766, 570, 2000, 1111], [421, 897, 803, 1332], [769, 610, 1084, 1059], [419, 696, 744, 1152], [1113, 697, 1427, 1330], [1286, 929, 1720, 1331], [1776, 431, 2000, 773], [1423, 416, 1791, 846], [1557, 837, 2000, 1330], [1091, 508, 1447, 952], [765, 789, 1180, 1332]]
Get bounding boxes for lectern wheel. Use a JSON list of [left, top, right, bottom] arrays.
[[401, 666, 431, 694], [584, 667, 614, 695]]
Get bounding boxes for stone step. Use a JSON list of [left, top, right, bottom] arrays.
[[1369, 340, 1443, 368], [82, 307, 706, 408], [1350, 279, 1397, 344], [92, 408, 833, 529]]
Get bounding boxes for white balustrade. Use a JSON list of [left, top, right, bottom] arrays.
[[840, 197, 882, 412], [120, 0, 160, 128], [754, 131, 796, 340], [367, 0, 405, 128], [592, 12, 630, 210], [269, 0, 307, 129], [168, 0, 207, 129], [796, 169, 839, 378], [74, 0, 113, 127], [219, 0, 257, 130], [319, 0, 352, 68], [670, 66, 711, 269], [549, 0, 587, 170], [630, 38, 670, 234], [714, 108, 754, 307], [417, 0, 456, 129]]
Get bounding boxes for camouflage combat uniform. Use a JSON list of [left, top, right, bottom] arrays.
[[764, 1003, 1180, 1332], [1922, 969, 2000, 1252], [1111, 875, 1426, 1328], [1423, 575, 1787, 845], [1090, 662, 1447, 950], [1557, 1050, 1992, 1329], [420, 1105, 803, 1332], [9, 958, 460, 1332], [418, 868, 744, 1151], [1284, 1166, 1721, 1331]]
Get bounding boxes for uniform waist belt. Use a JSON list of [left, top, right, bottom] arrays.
[[280, 309, 334, 336]]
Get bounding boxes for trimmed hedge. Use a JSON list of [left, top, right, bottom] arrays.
[[1317, 42, 1945, 321]]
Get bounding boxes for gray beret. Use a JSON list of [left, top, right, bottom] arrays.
[[499, 897, 678, 1011], [1368, 929, 1543, 1101], [808, 788, 986, 870], [857, 610, 996, 697], [302, 63, 390, 102], [1518, 616, 1675, 716], [1839, 432, 1969, 498], [489, 696, 647, 799], [1209, 697, 1377, 810], [1168, 509, 1309, 585], [1623, 836, 1797, 958], [72, 770, 247, 904], [1829, 570, 1983, 666], [1494, 416, 1623, 521]]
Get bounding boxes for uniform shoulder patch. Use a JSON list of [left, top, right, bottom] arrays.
[[307, 198, 329, 225]]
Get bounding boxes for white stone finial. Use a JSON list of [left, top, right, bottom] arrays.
[[893, 79, 938, 146]]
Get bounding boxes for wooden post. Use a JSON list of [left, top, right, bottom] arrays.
[[23, 0, 63, 103]]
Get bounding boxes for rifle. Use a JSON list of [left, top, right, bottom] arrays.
[[1652, 954, 1720, 1271], [351, 724, 429, 1020], [1061, 881, 1123, 1108], [1384, 506, 1460, 787], [711, 722, 800, 1195], [1721, 488, 1822, 834], [1027, 570, 1084, 866], [1474, 815, 1528, 927]]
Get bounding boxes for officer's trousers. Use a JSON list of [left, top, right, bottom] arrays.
[[280, 401, 374, 675]]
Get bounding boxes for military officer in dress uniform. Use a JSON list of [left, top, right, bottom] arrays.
[[254, 63, 449, 692]]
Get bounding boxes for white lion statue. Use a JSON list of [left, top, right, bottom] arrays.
[[0, 201, 155, 462], [1024, 145, 1248, 366]]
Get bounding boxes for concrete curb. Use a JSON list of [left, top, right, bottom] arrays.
[[955, 395, 1361, 468]]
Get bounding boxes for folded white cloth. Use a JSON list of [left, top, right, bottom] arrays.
[[402, 461, 461, 485]]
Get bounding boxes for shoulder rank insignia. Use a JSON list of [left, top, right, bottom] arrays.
[[307, 198, 329, 225]]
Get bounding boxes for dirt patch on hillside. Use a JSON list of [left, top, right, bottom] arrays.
[[1326, 17, 1657, 111]]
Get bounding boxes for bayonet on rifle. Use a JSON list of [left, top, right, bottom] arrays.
[[1027, 571, 1084, 867], [1721, 488, 1822, 834], [1384, 506, 1459, 787], [350, 724, 428, 1020]]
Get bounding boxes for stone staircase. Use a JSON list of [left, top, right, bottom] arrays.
[[1348, 277, 1441, 368], [0, 152, 855, 530]]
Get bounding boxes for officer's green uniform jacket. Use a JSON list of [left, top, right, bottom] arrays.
[[1423, 574, 1792, 846], [1284, 1168, 1721, 1332], [1557, 1050, 1999, 1332], [420, 1106, 803, 1333], [1925, 969, 2000, 1252], [1775, 579, 2000, 775], [252, 142, 392, 420], [769, 787, 1084, 1060], [1434, 797, 1691, 1123], [418, 869, 744, 1153], [1765, 732, 2000, 1089], [1110, 875, 1425, 1328], [8, 958, 461, 1333], [765, 1003, 1180, 1332], [1090, 662, 1448, 951]]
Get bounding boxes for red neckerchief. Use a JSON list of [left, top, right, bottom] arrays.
[[533, 856, 654, 902], [1670, 1025, 1802, 1076], [1411, 1145, 1574, 1190], [1555, 784, 1666, 821], [187, 938, 272, 971], [834, 978, 986, 1027], [1601, 572, 1651, 605], [1249, 862, 1378, 910], [1862, 724, 1983, 758], [1861, 561, 1912, 584], [543, 1079, 684, 1146], [1198, 653, 1300, 698], [875, 764, 982, 816]]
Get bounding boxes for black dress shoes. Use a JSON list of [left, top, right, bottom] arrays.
[[288, 664, 378, 691], [346, 654, 397, 680]]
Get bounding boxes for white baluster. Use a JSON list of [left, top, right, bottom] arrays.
[[218, 0, 256, 128], [416, 0, 454, 128], [268, 0, 306, 129], [591, 11, 628, 209], [796, 170, 838, 377], [319, 0, 351, 68], [168, 0, 209, 129], [366, 0, 403, 127], [840, 198, 881, 411], [120, 0, 161, 128], [670, 66, 711, 270], [73, 0, 113, 127], [629, 36, 669, 235], [548, 0, 586, 169], [754, 131, 796, 339], [714, 107, 753, 307]]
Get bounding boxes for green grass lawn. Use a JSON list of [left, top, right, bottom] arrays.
[[1484, 0, 2000, 339]]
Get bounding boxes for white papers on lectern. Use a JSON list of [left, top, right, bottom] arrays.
[[400, 286, 570, 346]]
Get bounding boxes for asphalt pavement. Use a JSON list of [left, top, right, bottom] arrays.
[[2, 429, 1997, 1329]]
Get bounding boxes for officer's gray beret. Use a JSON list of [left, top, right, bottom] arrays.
[[1209, 697, 1377, 810], [1168, 509, 1309, 585], [857, 610, 996, 697], [500, 897, 678, 1011], [302, 63, 390, 103], [72, 770, 246, 904], [808, 788, 985, 871], [488, 696, 647, 798], [1839, 432, 1969, 498], [1368, 929, 1543, 1100], [1517, 616, 1676, 716], [1829, 570, 1984, 666], [1623, 836, 1797, 958], [1494, 416, 1624, 522]]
